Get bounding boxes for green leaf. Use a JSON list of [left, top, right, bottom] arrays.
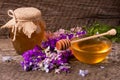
[[84, 22, 120, 43]]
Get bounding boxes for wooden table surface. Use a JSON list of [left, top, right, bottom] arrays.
[[0, 39, 120, 80]]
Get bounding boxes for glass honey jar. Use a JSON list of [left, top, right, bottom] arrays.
[[1, 7, 45, 54]]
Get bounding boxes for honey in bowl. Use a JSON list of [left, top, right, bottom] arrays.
[[71, 37, 112, 64]]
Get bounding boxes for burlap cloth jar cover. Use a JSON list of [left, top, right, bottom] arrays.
[[1, 7, 46, 54]]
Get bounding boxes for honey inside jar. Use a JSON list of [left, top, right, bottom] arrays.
[[1, 7, 46, 55], [10, 21, 45, 54], [71, 37, 112, 64]]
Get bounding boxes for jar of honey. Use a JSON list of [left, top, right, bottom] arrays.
[[1, 7, 45, 54]]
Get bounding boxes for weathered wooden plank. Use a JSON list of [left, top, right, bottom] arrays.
[[0, 0, 120, 37]]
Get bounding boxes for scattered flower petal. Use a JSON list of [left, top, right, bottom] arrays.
[[79, 69, 89, 77], [2, 56, 13, 62], [55, 69, 61, 74], [100, 66, 105, 69]]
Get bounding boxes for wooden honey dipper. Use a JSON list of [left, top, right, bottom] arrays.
[[56, 29, 117, 50]]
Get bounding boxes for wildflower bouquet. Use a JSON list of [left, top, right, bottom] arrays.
[[21, 27, 86, 73]]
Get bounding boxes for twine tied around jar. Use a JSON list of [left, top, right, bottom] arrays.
[[1, 7, 44, 41]]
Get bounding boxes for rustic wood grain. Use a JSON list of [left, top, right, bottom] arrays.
[[0, 0, 120, 37], [0, 39, 120, 80]]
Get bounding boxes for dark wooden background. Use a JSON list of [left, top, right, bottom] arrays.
[[0, 0, 120, 37]]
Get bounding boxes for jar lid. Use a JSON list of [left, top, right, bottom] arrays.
[[13, 7, 41, 20], [1, 7, 45, 41]]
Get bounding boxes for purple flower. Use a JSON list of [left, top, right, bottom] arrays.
[[21, 45, 45, 71], [81, 31, 86, 34], [67, 34, 74, 39], [57, 34, 66, 39], [21, 27, 86, 73]]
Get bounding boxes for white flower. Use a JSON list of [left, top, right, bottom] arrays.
[[45, 68, 49, 73], [44, 58, 51, 64], [55, 69, 60, 74], [58, 29, 65, 34], [24, 65, 27, 71], [100, 66, 105, 69], [79, 69, 89, 77], [96, 32, 99, 34], [59, 65, 71, 69], [29, 62, 32, 66], [44, 46, 51, 57], [38, 62, 43, 68], [44, 64, 49, 68], [76, 27, 82, 32], [70, 28, 75, 32], [2, 56, 13, 62]]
